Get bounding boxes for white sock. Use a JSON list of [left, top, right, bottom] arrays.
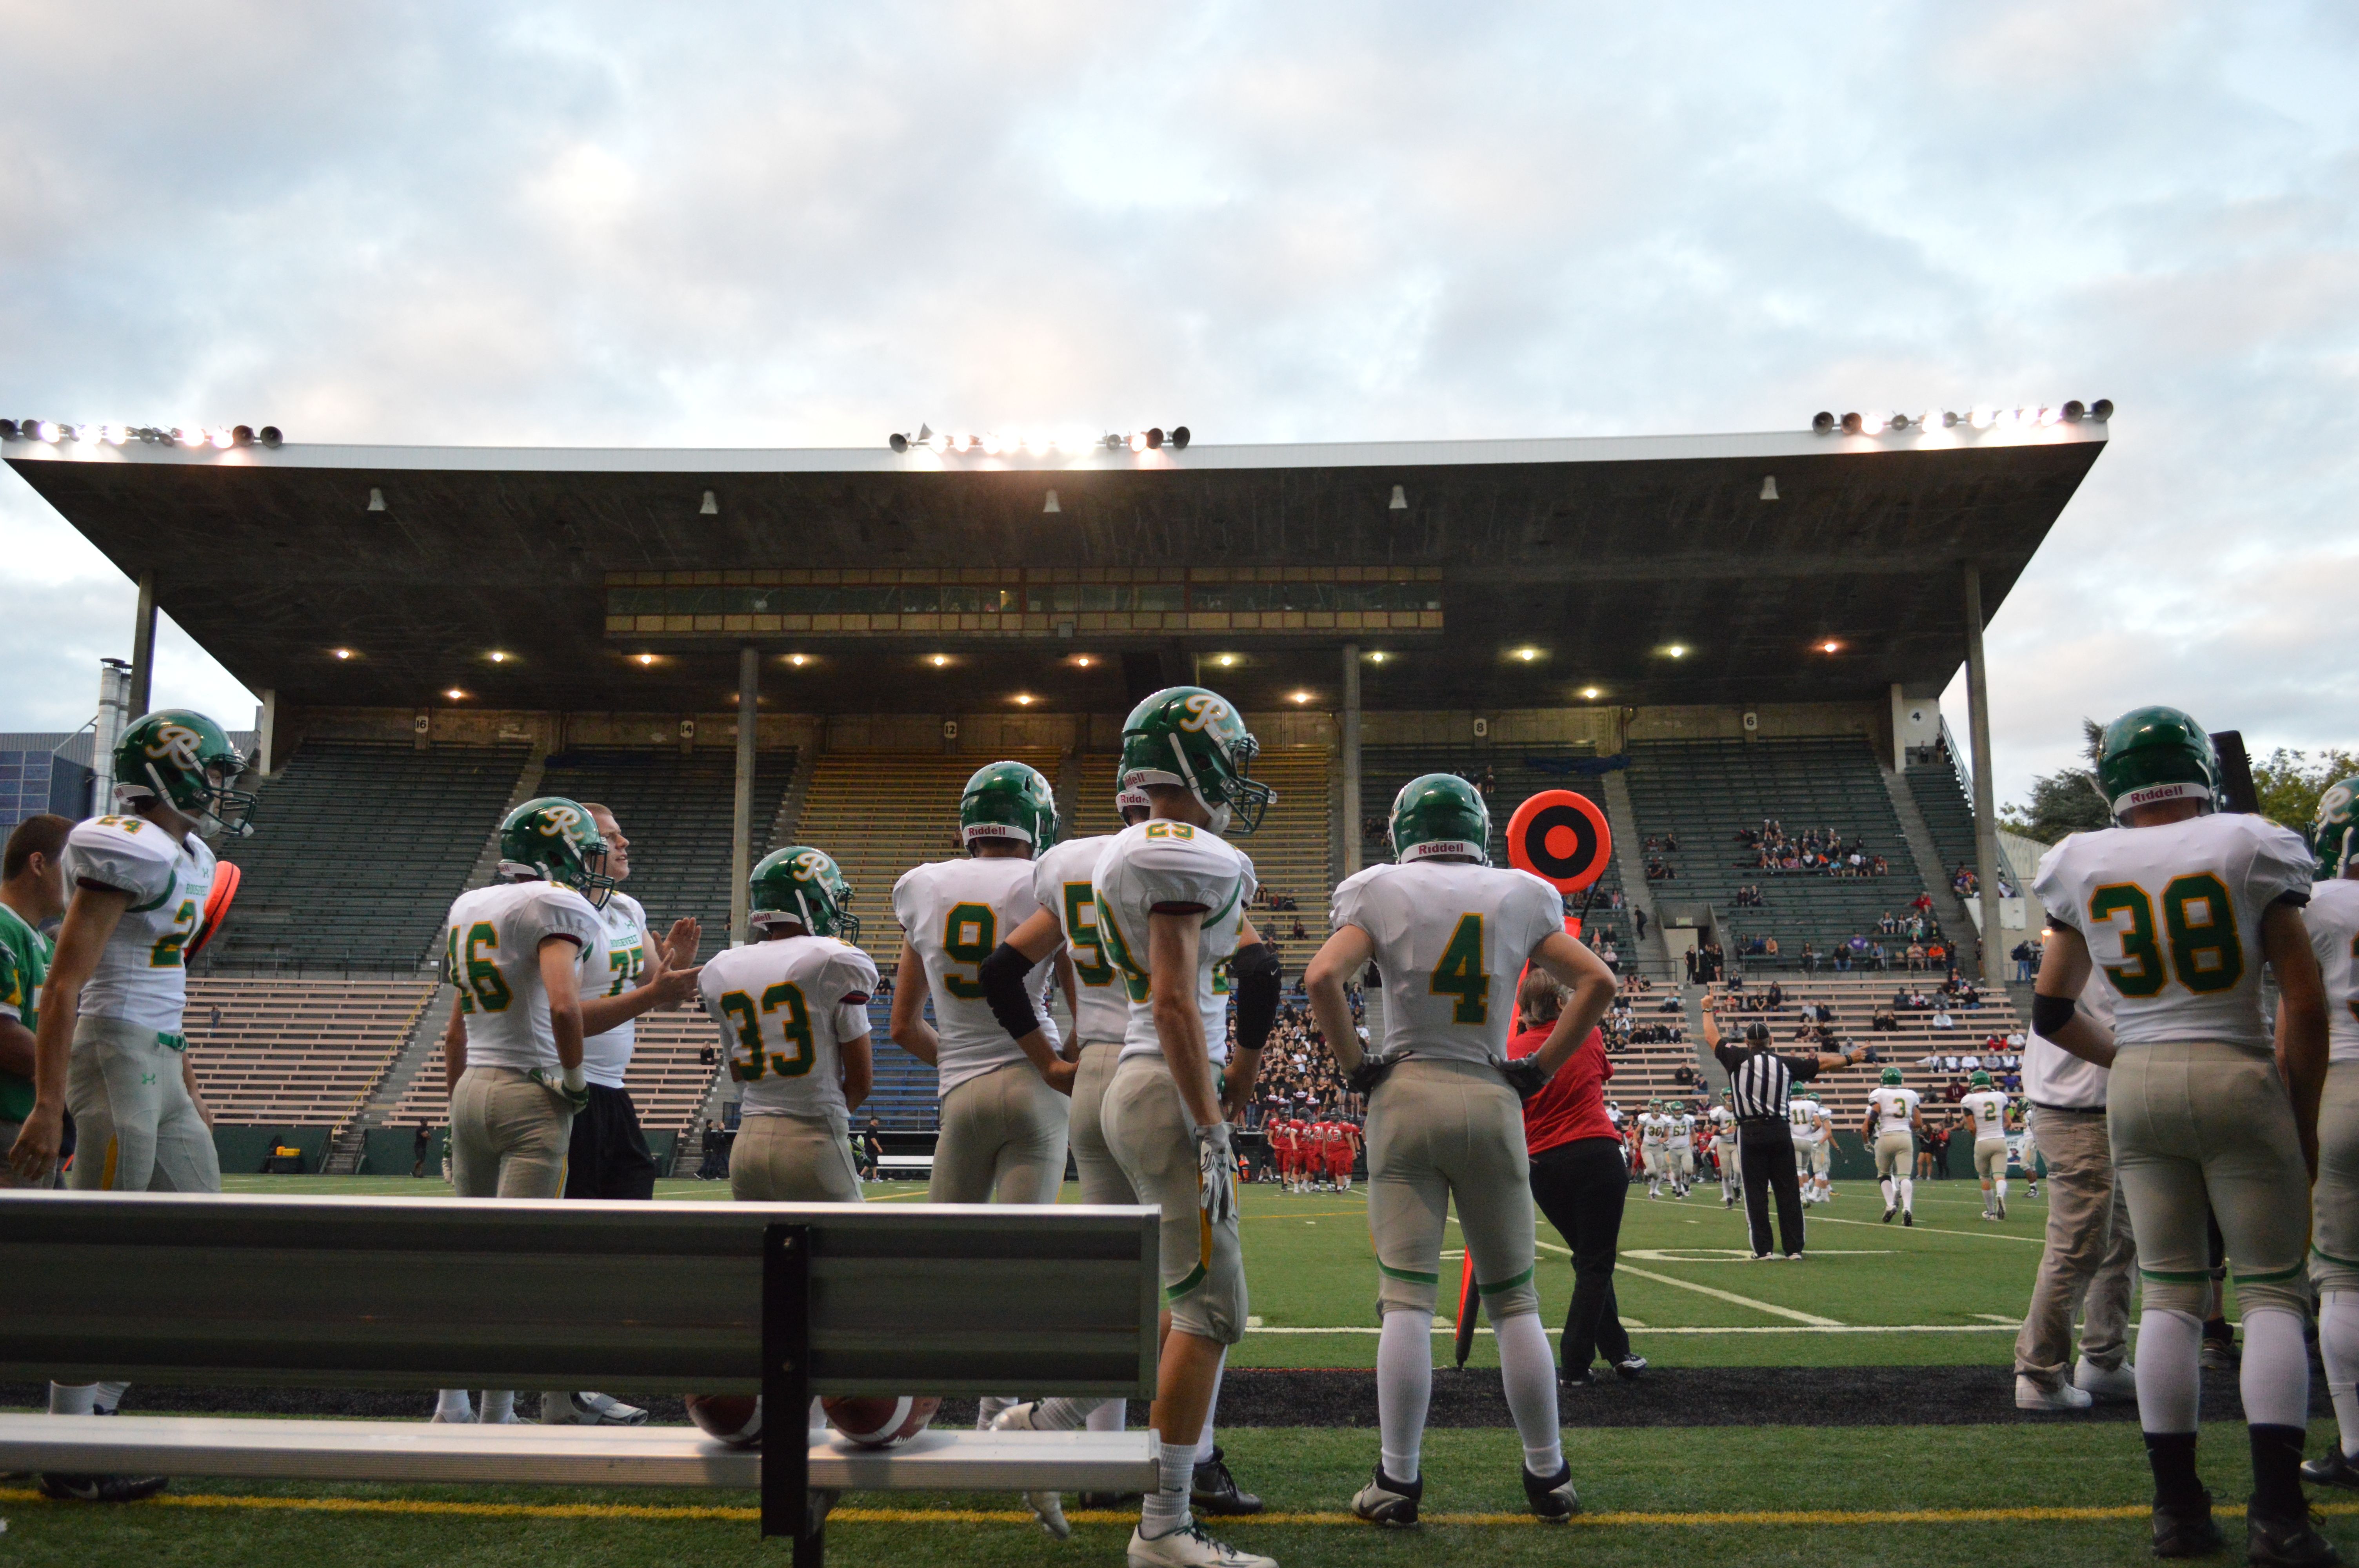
[[49, 1382, 97, 1416], [1143, 1435, 1195, 1536], [809, 1396, 826, 1432], [1495, 1312, 1565, 1476], [2327, 1294, 2359, 1456], [1996, 1178, 2009, 1202], [1899, 1178, 1914, 1214], [1085, 1399, 1128, 1434], [1194, 1351, 1225, 1466], [2241, 1306, 2311, 1428], [2135, 1309, 2203, 1432], [1376, 1309, 1433, 1483], [976, 1395, 1014, 1430], [479, 1389, 514, 1423], [434, 1388, 474, 1421], [1881, 1177, 1895, 1209], [1034, 1396, 1101, 1432]]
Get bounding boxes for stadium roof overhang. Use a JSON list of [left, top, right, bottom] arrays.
[[5, 423, 2106, 717]]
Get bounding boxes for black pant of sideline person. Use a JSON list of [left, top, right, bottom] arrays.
[[1529, 1136, 1634, 1376], [1737, 1118, 1807, 1258], [563, 1083, 660, 1201]]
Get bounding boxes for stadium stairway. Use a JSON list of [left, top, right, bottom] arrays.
[[326, 983, 456, 1172], [458, 745, 549, 895], [1622, 737, 1939, 975], [1883, 767, 1981, 955], [200, 741, 535, 974], [1601, 768, 1675, 978]]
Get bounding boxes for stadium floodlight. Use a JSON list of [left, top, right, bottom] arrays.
[[1819, 640, 1841, 653], [1144, 427, 1165, 449], [209, 426, 234, 449], [0, 420, 16, 439], [259, 425, 283, 447], [1290, 690, 1313, 704], [1043, 489, 1061, 514], [1128, 430, 1147, 452], [1662, 643, 1688, 659], [981, 431, 1004, 455], [445, 688, 467, 701], [488, 651, 509, 663], [1215, 653, 1237, 667], [1170, 426, 1190, 449], [1512, 647, 1542, 662], [34, 419, 62, 442], [1366, 650, 1389, 663], [2060, 400, 2086, 423], [787, 653, 809, 666], [1968, 405, 1994, 429], [636, 653, 656, 665], [2091, 398, 2114, 421], [1579, 686, 1602, 700], [889, 432, 910, 453], [1074, 654, 1094, 667], [1014, 693, 1036, 706], [1812, 411, 1836, 435], [928, 653, 950, 667], [332, 648, 355, 660], [1839, 412, 1863, 435]]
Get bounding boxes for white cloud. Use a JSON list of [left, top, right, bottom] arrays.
[[2, 0, 2355, 802]]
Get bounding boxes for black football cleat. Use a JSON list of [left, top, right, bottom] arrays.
[[2246, 1506, 2340, 1567], [38, 1473, 169, 1503], [1523, 1461, 1581, 1522], [2301, 1447, 2359, 1491], [1190, 1446, 1263, 1515], [2151, 1492, 2224, 1559], [1351, 1464, 1422, 1526]]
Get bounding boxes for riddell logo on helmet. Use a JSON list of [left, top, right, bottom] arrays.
[[2123, 782, 2205, 806]]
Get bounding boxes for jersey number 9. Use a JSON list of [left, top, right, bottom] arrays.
[[940, 902, 996, 999]]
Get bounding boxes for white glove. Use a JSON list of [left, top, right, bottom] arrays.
[[1193, 1122, 1238, 1226], [531, 1063, 592, 1112]]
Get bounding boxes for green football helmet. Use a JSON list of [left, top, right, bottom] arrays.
[[1118, 685, 1275, 835], [2096, 706, 2219, 820], [1389, 772, 1491, 865], [749, 846, 860, 943], [2313, 776, 2359, 878], [1880, 1066, 1904, 1086], [498, 797, 614, 907], [960, 760, 1058, 853], [1116, 783, 1152, 825], [114, 708, 256, 837], [1969, 1069, 1993, 1088]]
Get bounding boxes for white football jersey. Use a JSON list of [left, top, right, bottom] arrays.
[[1960, 1088, 2010, 1141], [699, 933, 877, 1125], [580, 891, 651, 1089], [442, 879, 609, 1073], [1327, 860, 1566, 1067], [2308, 878, 2359, 1064], [893, 856, 1061, 1096], [1867, 1085, 1921, 1137], [2034, 813, 2314, 1053], [63, 813, 214, 1033], [1637, 1112, 1665, 1147], [1709, 1105, 1736, 1138], [1671, 1111, 1697, 1144], [1786, 1098, 1822, 1143], [1092, 819, 1254, 1065], [1032, 835, 1129, 1049]]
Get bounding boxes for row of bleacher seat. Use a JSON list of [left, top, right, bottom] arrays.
[[1701, 976, 2025, 1119], [536, 747, 797, 963], [1624, 737, 1935, 971], [200, 741, 533, 974], [377, 996, 723, 1135], [181, 976, 434, 1134]]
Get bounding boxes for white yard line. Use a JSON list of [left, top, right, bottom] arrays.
[[1241, 1323, 2019, 1336], [1807, 1214, 2043, 1244], [1610, 1262, 1845, 1327]]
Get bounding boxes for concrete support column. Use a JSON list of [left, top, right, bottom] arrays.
[[731, 644, 760, 947], [1340, 644, 1363, 878], [1963, 567, 2005, 986], [127, 570, 157, 719]]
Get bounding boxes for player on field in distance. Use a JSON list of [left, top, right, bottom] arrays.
[[429, 796, 699, 1427], [1667, 1098, 1696, 1198], [2299, 776, 2359, 1497], [1794, 1096, 1834, 1205], [0, 814, 71, 1191], [1081, 687, 1276, 1568], [1709, 1091, 1740, 1208], [547, 802, 702, 1428], [2032, 709, 2332, 1564], [1271, 1111, 1298, 1192], [1637, 1099, 1667, 1198], [1309, 771, 1618, 1528], [6, 713, 255, 1503], [1959, 1070, 2013, 1221], [981, 779, 1269, 1523], [1863, 1068, 1924, 1227]]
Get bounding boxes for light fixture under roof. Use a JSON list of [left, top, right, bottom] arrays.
[[1512, 647, 1542, 662], [488, 651, 509, 663], [1580, 686, 1601, 700], [1663, 644, 1688, 659], [929, 654, 950, 667], [1216, 653, 1237, 667], [1819, 640, 1841, 654], [636, 653, 656, 665], [332, 648, 354, 661], [1290, 690, 1313, 704], [444, 688, 467, 701], [1366, 650, 1389, 663], [787, 653, 809, 667], [1074, 654, 1094, 668], [1014, 693, 1036, 706]]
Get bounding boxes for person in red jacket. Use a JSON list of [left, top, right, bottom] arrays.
[[1511, 969, 1644, 1383], [1270, 1117, 1298, 1191]]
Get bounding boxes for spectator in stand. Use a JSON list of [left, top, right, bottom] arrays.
[[1800, 942, 1819, 974], [1871, 1005, 1898, 1033], [1906, 942, 1927, 973], [1516, 970, 1643, 1383]]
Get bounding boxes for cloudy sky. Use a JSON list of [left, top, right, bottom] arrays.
[[3, 2, 2354, 804]]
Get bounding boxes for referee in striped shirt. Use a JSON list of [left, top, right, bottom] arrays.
[[1705, 1012, 1869, 1259]]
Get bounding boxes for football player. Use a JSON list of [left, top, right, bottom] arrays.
[[1799, 1097, 1835, 1205], [5, 713, 255, 1503], [1332, 1116, 1361, 1193], [1270, 1113, 1299, 1192], [1959, 1070, 2013, 1221], [889, 761, 1076, 1210], [1637, 1100, 1667, 1198], [1862, 1068, 1922, 1226], [430, 796, 696, 1426], [1709, 1092, 1739, 1207], [547, 802, 700, 1429], [1667, 1099, 1697, 1198], [2299, 777, 2359, 1496], [1308, 772, 1617, 1528], [2031, 709, 2330, 1563], [0, 814, 70, 1191]]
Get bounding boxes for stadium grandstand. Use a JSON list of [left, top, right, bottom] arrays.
[[4, 416, 2099, 1170]]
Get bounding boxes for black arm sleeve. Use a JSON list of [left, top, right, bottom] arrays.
[[977, 942, 1043, 1042], [1783, 1054, 1821, 1083], [1712, 1042, 1743, 1075], [2030, 992, 2078, 1038], [1231, 941, 1281, 1054]]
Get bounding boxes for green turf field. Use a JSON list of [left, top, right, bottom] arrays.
[[219, 1172, 2115, 1369], [3, 1422, 2349, 1566]]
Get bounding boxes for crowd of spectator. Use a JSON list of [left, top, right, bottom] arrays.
[[1730, 820, 1887, 878], [1243, 1001, 1365, 1131]]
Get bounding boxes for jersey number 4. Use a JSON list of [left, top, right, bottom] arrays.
[[2088, 874, 2244, 998], [1428, 913, 1489, 1025], [719, 982, 817, 1081]]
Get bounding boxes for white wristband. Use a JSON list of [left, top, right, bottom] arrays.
[[561, 1063, 586, 1095]]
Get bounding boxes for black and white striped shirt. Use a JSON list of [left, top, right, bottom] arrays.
[[1714, 1043, 1823, 1124]]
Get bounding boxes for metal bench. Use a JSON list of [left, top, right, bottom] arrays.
[[0, 1191, 1159, 1564]]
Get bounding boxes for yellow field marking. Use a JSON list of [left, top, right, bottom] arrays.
[[12, 1489, 2358, 1528]]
